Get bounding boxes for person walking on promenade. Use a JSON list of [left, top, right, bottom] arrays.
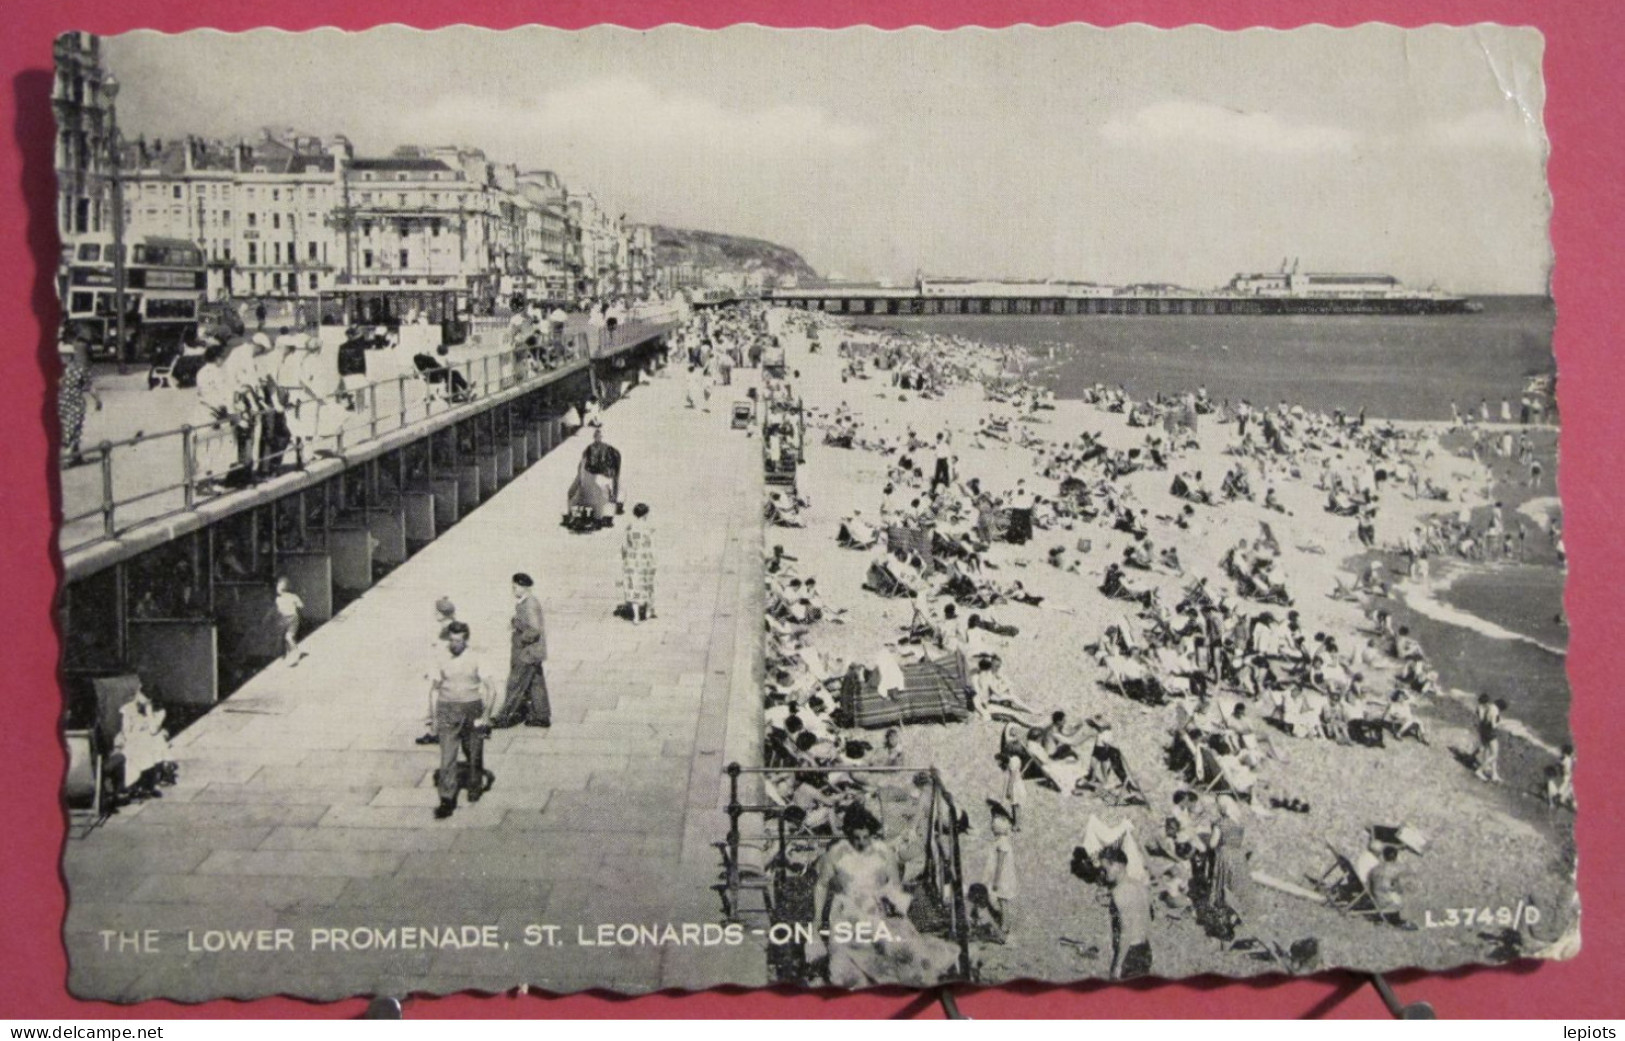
[[492, 572, 551, 728], [621, 502, 657, 623], [221, 335, 264, 488], [429, 621, 497, 819], [548, 304, 568, 356], [58, 334, 102, 464], [416, 596, 459, 746], [271, 575, 307, 666]]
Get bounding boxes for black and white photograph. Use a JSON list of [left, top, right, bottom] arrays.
[[52, 23, 1573, 1001]]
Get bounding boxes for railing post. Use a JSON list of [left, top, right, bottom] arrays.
[[725, 762, 743, 921], [369, 378, 379, 439], [482, 354, 491, 395], [181, 425, 196, 509], [398, 375, 408, 429], [98, 442, 115, 538]]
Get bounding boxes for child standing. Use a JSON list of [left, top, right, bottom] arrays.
[[981, 811, 1019, 943], [999, 750, 1026, 833], [273, 576, 306, 665]]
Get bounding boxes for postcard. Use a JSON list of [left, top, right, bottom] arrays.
[[52, 23, 1573, 1001]]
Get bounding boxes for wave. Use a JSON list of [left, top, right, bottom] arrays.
[[1395, 572, 1566, 658]]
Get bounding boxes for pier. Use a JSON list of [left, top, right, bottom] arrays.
[[768, 290, 1469, 316]]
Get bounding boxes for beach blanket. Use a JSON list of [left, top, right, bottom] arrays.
[[842, 650, 971, 729], [887, 523, 936, 570]]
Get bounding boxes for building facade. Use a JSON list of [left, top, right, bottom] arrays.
[[54, 36, 668, 315], [53, 33, 117, 246]]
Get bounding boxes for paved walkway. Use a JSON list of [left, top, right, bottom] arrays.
[[64, 367, 767, 1001]]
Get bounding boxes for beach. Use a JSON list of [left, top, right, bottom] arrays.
[[758, 306, 1575, 985]]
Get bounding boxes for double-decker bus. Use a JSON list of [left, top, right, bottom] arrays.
[[58, 235, 206, 362]]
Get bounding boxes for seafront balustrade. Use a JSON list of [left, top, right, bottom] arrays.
[[59, 315, 677, 555]]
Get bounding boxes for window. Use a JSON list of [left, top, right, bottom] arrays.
[[272, 272, 282, 291], [172, 185, 182, 199], [222, 210, 231, 225], [246, 187, 255, 199], [70, 291, 93, 314], [76, 243, 99, 262], [307, 242, 319, 261], [146, 298, 196, 320], [308, 273, 318, 290], [398, 193, 407, 207], [273, 242, 281, 264], [248, 242, 257, 264], [249, 273, 257, 292], [247, 212, 257, 228], [272, 189, 280, 202], [399, 249, 409, 269], [306, 187, 316, 201], [362, 249, 373, 269], [272, 213, 281, 230]]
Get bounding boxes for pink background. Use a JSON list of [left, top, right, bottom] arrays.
[[3, 0, 1620, 1019]]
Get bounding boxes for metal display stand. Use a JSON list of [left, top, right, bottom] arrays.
[[1368, 974, 1437, 1019]]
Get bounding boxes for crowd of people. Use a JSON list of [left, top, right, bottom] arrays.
[[741, 306, 1572, 984]]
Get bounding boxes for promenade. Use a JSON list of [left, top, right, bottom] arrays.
[[59, 312, 676, 555], [63, 366, 768, 1000]]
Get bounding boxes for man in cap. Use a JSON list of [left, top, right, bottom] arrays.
[[491, 573, 551, 728]]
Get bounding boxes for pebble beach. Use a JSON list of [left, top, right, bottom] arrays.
[[756, 307, 1576, 985]]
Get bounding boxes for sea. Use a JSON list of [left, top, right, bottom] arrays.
[[849, 296, 1571, 745], [849, 296, 1556, 422]]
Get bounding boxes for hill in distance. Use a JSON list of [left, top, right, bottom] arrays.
[[651, 225, 819, 285]]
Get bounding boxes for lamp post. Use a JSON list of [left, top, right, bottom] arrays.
[[103, 73, 128, 374]]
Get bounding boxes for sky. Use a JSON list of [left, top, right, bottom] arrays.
[[98, 24, 1551, 292]]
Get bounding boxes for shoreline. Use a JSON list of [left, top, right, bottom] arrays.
[[759, 306, 1575, 985]]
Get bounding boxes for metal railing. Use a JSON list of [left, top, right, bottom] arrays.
[[59, 317, 676, 555], [719, 761, 973, 983]]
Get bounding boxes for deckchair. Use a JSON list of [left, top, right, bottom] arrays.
[[1195, 745, 1256, 800], [1312, 846, 1382, 919], [764, 499, 805, 528], [863, 559, 916, 598], [837, 520, 879, 550], [1077, 742, 1150, 807]]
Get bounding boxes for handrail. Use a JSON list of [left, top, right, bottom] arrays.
[[60, 317, 676, 555], [720, 760, 973, 983]]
